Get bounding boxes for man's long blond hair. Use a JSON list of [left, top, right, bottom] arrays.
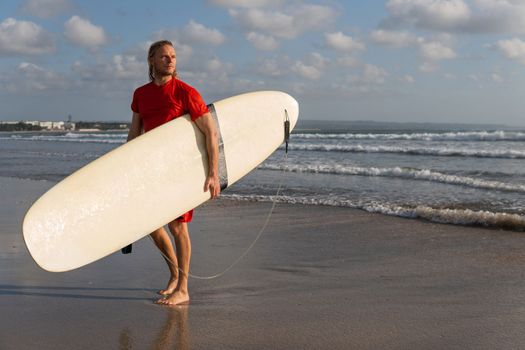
[[148, 40, 177, 82]]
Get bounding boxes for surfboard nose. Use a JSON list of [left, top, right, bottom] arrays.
[[282, 92, 299, 131], [261, 91, 298, 132]]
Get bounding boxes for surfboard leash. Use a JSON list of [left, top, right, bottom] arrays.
[[148, 114, 291, 280], [148, 151, 288, 280]]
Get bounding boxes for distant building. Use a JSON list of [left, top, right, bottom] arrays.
[[65, 115, 75, 131], [0, 120, 75, 131]]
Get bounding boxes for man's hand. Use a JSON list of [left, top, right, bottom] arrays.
[[204, 174, 221, 199]]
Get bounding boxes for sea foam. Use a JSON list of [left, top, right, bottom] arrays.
[[223, 194, 525, 230]]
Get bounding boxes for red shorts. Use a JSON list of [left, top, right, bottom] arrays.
[[176, 210, 193, 223]]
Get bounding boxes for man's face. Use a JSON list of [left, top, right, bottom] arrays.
[[151, 45, 176, 78]]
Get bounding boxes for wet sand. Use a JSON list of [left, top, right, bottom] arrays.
[[2, 176, 525, 349]]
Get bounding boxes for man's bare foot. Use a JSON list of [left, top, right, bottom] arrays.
[[158, 277, 178, 296], [155, 290, 190, 306]]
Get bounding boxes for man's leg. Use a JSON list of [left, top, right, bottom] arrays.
[[156, 220, 191, 305], [150, 227, 179, 295]]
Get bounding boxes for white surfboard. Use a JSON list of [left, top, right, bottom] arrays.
[[23, 91, 299, 272]]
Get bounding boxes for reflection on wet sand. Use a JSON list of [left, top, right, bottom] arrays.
[[119, 306, 189, 350], [119, 327, 133, 349], [152, 306, 189, 350]]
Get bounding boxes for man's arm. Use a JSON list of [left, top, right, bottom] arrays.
[[194, 112, 221, 199], [127, 112, 143, 141]]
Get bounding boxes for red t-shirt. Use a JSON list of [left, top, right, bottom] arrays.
[[131, 78, 208, 132], [131, 78, 207, 223]]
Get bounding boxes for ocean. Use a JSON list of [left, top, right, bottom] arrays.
[[2, 120, 524, 231]]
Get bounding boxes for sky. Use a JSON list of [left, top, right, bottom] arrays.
[[0, 0, 525, 126]]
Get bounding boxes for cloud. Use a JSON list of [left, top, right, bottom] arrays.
[[70, 54, 147, 93], [467, 0, 525, 34], [2, 62, 67, 93], [113, 55, 146, 80], [385, 0, 470, 31], [255, 57, 284, 76], [491, 72, 503, 83], [362, 64, 388, 84], [18, 62, 66, 89], [417, 38, 456, 72], [180, 57, 234, 93], [403, 75, 415, 83], [325, 32, 365, 52], [292, 61, 321, 80], [382, 0, 525, 34], [246, 32, 279, 51], [336, 55, 360, 68], [207, 0, 282, 8], [206, 57, 224, 72], [370, 29, 457, 59], [0, 18, 55, 55], [419, 61, 438, 73], [21, 0, 73, 18], [229, 8, 292, 38], [154, 21, 225, 49], [370, 29, 417, 48], [291, 52, 329, 80], [494, 38, 525, 65], [64, 16, 108, 49], [418, 39, 457, 61], [229, 4, 337, 39], [204, 57, 234, 83], [183, 20, 226, 46], [344, 64, 389, 92], [71, 45, 151, 81], [369, 28, 456, 73]]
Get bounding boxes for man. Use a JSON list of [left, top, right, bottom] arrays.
[[127, 40, 220, 306]]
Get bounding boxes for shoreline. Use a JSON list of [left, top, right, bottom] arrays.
[[3, 176, 525, 348], [4, 174, 524, 233]]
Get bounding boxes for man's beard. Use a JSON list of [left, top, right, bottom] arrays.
[[153, 63, 176, 79]]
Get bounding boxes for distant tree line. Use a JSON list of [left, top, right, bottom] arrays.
[[75, 122, 130, 130], [0, 122, 43, 131]]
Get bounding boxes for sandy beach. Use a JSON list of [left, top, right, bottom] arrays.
[[2, 176, 525, 349]]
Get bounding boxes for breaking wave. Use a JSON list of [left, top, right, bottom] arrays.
[[223, 194, 525, 231], [258, 164, 525, 193], [294, 130, 525, 141], [286, 144, 525, 159], [0, 133, 126, 144]]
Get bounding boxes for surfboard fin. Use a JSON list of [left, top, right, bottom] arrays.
[[284, 109, 290, 153], [121, 244, 132, 254]]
